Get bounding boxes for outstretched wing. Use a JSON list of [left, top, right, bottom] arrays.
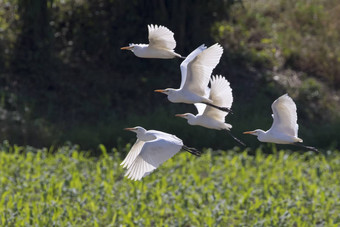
[[269, 94, 299, 137], [125, 137, 182, 181], [181, 43, 223, 97], [148, 24, 176, 50], [202, 75, 233, 122], [120, 139, 145, 169], [180, 44, 207, 89]]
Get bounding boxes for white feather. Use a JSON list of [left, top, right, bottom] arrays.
[[269, 94, 299, 137], [148, 24, 176, 50], [123, 128, 184, 181], [181, 43, 223, 97], [202, 75, 233, 122]]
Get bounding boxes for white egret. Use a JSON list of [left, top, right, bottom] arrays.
[[121, 126, 201, 181], [120, 24, 183, 59], [175, 75, 245, 146], [155, 43, 230, 112], [243, 94, 318, 152]]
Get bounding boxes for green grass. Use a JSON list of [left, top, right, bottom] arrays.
[[0, 144, 339, 226]]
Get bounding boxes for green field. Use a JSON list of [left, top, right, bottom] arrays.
[[0, 144, 339, 226]]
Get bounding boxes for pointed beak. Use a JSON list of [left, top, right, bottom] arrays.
[[124, 128, 135, 131], [175, 114, 186, 118], [243, 131, 255, 135], [121, 46, 133, 50], [154, 89, 165, 93]]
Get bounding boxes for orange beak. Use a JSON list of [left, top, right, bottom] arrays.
[[243, 131, 255, 134], [124, 128, 135, 131], [121, 46, 133, 50], [154, 89, 166, 93], [175, 114, 186, 118]]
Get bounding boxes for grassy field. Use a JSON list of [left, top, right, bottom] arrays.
[[0, 143, 339, 226]]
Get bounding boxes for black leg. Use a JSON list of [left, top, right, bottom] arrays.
[[225, 130, 246, 147], [202, 102, 232, 113], [293, 143, 319, 153], [182, 145, 202, 157]]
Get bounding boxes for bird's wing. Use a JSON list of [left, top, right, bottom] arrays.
[[148, 24, 176, 50], [181, 43, 223, 97], [180, 44, 207, 89], [194, 103, 207, 115], [120, 139, 145, 169], [193, 86, 210, 114], [269, 94, 299, 136], [202, 75, 233, 122], [124, 137, 182, 181]]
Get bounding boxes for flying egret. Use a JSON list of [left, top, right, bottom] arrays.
[[175, 75, 245, 146], [155, 43, 230, 112], [120, 24, 184, 59], [243, 94, 318, 152], [121, 126, 201, 181]]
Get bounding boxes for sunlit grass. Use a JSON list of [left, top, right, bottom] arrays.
[[0, 144, 339, 226]]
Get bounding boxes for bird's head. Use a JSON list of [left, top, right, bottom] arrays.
[[243, 129, 265, 137], [124, 126, 146, 134], [154, 88, 175, 95]]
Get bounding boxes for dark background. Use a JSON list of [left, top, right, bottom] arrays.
[[0, 0, 339, 151]]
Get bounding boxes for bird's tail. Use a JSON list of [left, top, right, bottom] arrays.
[[182, 145, 202, 157]]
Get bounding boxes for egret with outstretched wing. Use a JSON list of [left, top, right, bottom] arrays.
[[155, 44, 230, 112], [121, 24, 183, 59], [243, 94, 318, 152], [121, 126, 201, 181]]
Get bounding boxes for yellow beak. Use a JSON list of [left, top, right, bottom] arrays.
[[121, 46, 133, 50], [175, 114, 186, 118], [243, 131, 255, 134], [154, 89, 166, 93], [124, 128, 135, 131]]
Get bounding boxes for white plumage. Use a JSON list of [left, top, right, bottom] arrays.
[[121, 126, 200, 181], [242, 94, 321, 154], [155, 44, 229, 112], [121, 24, 183, 59], [176, 75, 233, 130]]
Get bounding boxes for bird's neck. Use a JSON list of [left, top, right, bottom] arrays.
[[257, 130, 270, 142], [186, 114, 198, 125], [137, 130, 156, 141]]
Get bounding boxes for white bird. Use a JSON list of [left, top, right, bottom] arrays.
[[175, 75, 245, 146], [243, 94, 318, 152], [121, 126, 201, 181], [120, 24, 183, 59], [155, 43, 230, 112]]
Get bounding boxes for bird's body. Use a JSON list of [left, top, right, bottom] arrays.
[[244, 94, 317, 151], [254, 129, 302, 144], [121, 127, 201, 181], [165, 88, 212, 104], [155, 44, 230, 112], [121, 25, 183, 59]]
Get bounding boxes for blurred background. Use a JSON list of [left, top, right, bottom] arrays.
[[0, 0, 339, 151]]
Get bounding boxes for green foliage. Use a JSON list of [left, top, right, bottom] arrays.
[[0, 144, 340, 226]]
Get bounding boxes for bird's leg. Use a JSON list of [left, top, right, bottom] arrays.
[[182, 145, 202, 157], [225, 130, 246, 147], [202, 102, 232, 113], [293, 143, 319, 153]]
